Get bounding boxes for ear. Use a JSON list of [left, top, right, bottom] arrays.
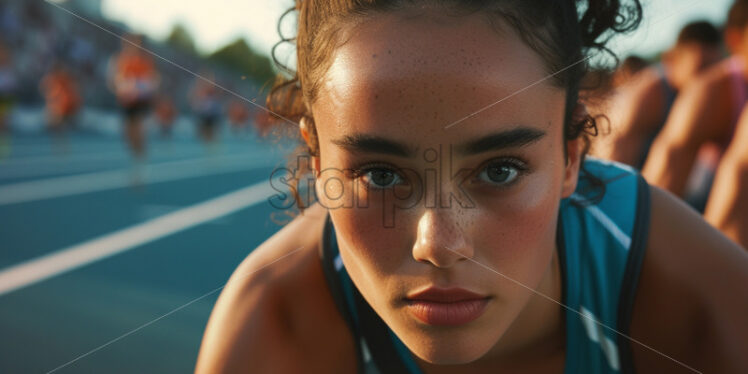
[[562, 137, 582, 198], [561, 105, 586, 198], [299, 117, 321, 175]]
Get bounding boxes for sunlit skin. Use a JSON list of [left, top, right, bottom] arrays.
[[642, 21, 748, 195], [704, 105, 748, 248], [309, 9, 580, 368], [591, 40, 722, 166]]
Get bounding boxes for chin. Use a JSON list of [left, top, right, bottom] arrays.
[[412, 344, 490, 365], [402, 329, 496, 365]]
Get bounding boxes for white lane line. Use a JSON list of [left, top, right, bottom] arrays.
[[0, 150, 126, 167], [4, 144, 122, 154], [0, 146, 276, 179], [2, 141, 255, 161], [0, 153, 281, 206], [1, 145, 228, 168], [0, 181, 280, 297], [0, 157, 134, 180], [0, 150, 255, 180]]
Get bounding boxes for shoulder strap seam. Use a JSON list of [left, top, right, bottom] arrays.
[[353, 287, 414, 374], [615, 174, 651, 374], [318, 214, 366, 373]]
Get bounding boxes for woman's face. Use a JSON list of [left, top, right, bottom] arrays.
[[311, 8, 581, 364]]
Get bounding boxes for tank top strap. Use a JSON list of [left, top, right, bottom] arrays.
[[320, 215, 417, 373], [318, 215, 368, 372], [560, 158, 651, 374]]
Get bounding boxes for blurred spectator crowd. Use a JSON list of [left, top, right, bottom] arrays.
[[0, 0, 263, 132]]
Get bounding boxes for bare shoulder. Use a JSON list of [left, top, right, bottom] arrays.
[[675, 60, 735, 111], [685, 58, 737, 94], [616, 67, 666, 125], [601, 67, 661, 115], [630, 185, 748, 373], [623, 67, 663, 96], [195, 204, 357, 374], [664, 61, 733, 133], [680, 60, 736, 118], [611, 67, 664, 117]]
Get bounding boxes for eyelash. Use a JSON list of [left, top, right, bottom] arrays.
[[349, 157, 530, 190], [349, 162, 405, 190], [471, 157, 530, 188]]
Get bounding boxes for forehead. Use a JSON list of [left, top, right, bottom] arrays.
[[313, 9, 565, 143]]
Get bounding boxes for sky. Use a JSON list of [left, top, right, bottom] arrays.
[[101, 0, 295, 55], [100, 0, 734, 60]]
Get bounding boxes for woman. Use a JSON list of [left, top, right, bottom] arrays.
[[196, 1, 748, 373]]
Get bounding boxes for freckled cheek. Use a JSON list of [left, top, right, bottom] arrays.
[[476, 174, 560, 272], [330, 202, 413, 275]]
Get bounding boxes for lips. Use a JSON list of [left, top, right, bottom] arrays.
[[405, 287, 490, 326]]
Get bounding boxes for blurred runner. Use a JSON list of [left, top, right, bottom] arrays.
[[109, 34, 159, 160], [190, 73, 223, 145], [40, 62, 81, 133], [593, 20, 722, 169], [643, 1, 748, 212], [154, 94, 177, 139], [0, 41, 16, 159], [227, 99, 251, 134]]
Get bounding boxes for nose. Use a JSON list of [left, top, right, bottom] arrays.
[[412, 208, 473, 268]]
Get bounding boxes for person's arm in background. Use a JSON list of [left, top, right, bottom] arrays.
[[705, 105, 748, 249], [595, 68, 667, 166], [642, 66, 733, 196]]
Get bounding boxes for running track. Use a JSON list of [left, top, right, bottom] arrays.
[[0, 128, 294, 373]]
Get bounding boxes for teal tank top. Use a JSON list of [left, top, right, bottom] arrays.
[[318, 158, 651, 374]]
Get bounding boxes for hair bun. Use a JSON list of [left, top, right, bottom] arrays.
[[578, 0, 643, 52]]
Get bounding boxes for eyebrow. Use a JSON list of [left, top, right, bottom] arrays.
[[456, 127, 546, 155], [331, 127, 545, 158], [331, 134, 415, 157]]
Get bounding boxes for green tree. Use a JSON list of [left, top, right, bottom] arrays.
[[208, 38, 276, 86], [165, 22, 197, 55]]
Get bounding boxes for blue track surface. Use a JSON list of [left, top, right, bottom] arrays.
[[0, 128, 294, 373]]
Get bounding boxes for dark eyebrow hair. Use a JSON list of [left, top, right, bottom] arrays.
[[456, 127, 546, 155], [332, 127, 545, 158], [331, 134, 415, 157]]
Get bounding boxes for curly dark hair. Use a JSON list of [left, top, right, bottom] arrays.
[[264, 0, 643, 210]]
